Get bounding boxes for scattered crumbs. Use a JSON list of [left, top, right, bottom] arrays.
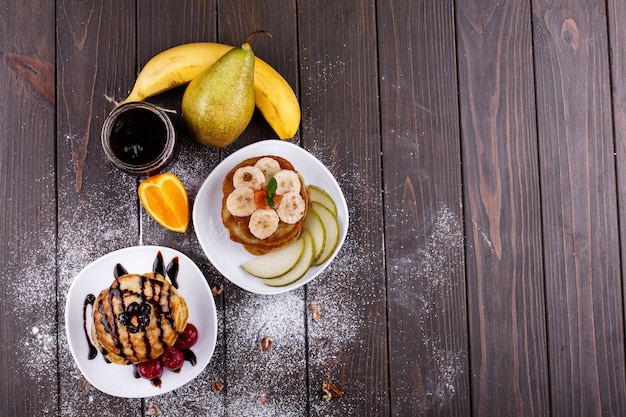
[[212, 283, 225, 296], [211, 380, 223, 393], [310, 303, 321, 321], [260, 336, 273, 352], [145, 403, 161, 415], [322, 380, 344, 401]]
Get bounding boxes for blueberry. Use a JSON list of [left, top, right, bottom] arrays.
[[127, 302, 140, 314], [140, 304, 151, 315], [128, 325, 139, 334], [137, 314, 150, 327], [118, 312, 130, 325]]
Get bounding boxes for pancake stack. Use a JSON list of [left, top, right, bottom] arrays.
[[221, 155, 309, 255], [91, 272, 188, 365]]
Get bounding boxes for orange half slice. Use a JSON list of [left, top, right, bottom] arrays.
[[138, 173, 189, 233]]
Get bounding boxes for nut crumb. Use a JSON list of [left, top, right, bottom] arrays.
[[322, 380, 344, 401], [260, 336, 273, 352], [257, 395, 267, 405], [212, 283, 224, 296], [212, 380, 223, 393], [146, 403, 161, 415], [310, 303, 321, 321]]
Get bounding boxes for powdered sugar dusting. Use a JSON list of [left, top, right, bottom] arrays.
[[6, 227, 58, 417], [389, 203, 466, 411], [224, 288, 307, 416], [303, 143, 386, 416]]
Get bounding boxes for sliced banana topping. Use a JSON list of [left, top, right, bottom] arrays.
[[254, 157, 282, 182], [226, 187, 257, 217], [276, 192, 306, 224], [233, 166, 265, 190], [273, 169, 301, 195], [249, 209, 280, 240]]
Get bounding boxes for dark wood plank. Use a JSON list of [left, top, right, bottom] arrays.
[[0, 2, 57, 415], [214, 4, 307, 415], [455, 1, 550, 415], [297, 1, 389, 416], [607, 1, 626, 409], [56, 1, 141, 414], [133, 2, 226, 415], [532, 1, 626, 414], [378, 1, 470, 415]]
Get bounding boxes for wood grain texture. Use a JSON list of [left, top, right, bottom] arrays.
[[214, 3, 306, 416], [297, 1, 389, 416], [0, 1, 56, 415], [5, 0, 626, 415], [607, 0, 626, 409], [378, 0, 470, 415], [134, 2, 226, 415], [56, 1, 141, 415], [532, 0, 626, 415], [456, 1, 549, 415]]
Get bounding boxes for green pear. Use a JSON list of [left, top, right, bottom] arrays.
[[181, 37, 257, 147]]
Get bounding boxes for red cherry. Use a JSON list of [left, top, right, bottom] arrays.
[[160, 346, 185, 371], [137, 359, 163, 380], [175, 323, 199, 349]]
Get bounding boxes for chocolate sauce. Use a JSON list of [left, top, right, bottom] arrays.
[[166, 257, 179, 288], [153, 251, 165, 277], [114, 263, 128, 279], [109, 107, 168, 166], [82, 294, 98, 360], [183, 348, 197, 366]]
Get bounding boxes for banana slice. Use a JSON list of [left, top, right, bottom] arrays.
[[226, 187, 257, 217], [249, 209, 280, 239], [254, 157, 282, 182], [273, 169, 301, 195], [276, 192, 306, 224], [233, 166, 265, 190]]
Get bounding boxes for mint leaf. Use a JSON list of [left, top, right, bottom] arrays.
[[265, 177, 278, 207]]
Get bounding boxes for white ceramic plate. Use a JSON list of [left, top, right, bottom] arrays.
[[193, 140, 349, 295], [65, 246, 218, 398]]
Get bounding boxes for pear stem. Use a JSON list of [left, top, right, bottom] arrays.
[[245, 30, 272, 44]]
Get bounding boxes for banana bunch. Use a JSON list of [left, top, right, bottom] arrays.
[[120, 42, 300, 140]]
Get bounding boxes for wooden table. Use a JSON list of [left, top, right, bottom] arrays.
[[3, 1, 626, 416]]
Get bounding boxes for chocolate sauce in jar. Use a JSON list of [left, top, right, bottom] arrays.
[[101, 102, 176, 176]]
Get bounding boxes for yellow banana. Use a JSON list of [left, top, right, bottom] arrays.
[[120, 42, 300, 139]]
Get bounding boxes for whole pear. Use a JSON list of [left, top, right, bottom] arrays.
[[181, 36, 258, 147]]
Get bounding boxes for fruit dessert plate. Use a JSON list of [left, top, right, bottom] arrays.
[[65, 246, 218, 398], [193, 140, 349, 295]]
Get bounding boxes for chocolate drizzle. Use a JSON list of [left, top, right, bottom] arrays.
[[83, 294, 97, 360], [166, 257, 179, 288], [153, 251, 165, 277], [114, 263, 128, 279]]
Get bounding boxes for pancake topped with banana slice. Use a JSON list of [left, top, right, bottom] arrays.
[[221, 155, 309, 255]]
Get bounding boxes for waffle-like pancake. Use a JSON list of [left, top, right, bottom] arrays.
[[221, 155, 309, 255], [91, 272, 188, 365]]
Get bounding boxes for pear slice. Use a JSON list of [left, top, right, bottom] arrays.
[[308, 185, 337, 217], [304, 207, 326, 262], [264, 230, 314, 287], [311, 202, 340, 266], [241, 237, 305, 278]]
